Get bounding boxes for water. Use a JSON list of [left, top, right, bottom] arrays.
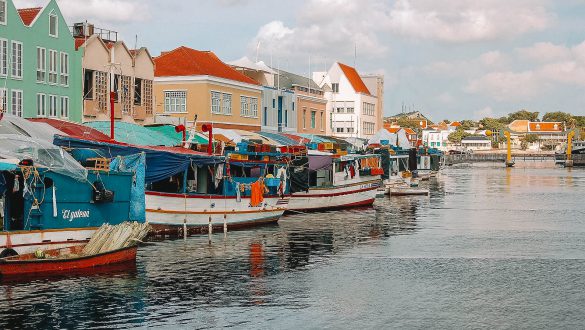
[[2, 165, 585, 329]]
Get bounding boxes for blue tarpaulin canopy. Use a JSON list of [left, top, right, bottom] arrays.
[[54, 136, 223, 184], [85, 121, 179, 147]]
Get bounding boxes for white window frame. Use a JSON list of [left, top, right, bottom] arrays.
[[48, 95, 58, 117], [222, 93, 232, 115], [211, 90, 221, 114], [37, 47, 46, 83], [60, 96, 69, 118], [0, 88, 6, 113], [60, 52, 69, 86], [0, 38, 7, 77], [11, 41, 23, 79], [250, 97, 258, 118], [37, 93, 46, 117], [164, 90, 187, 113], [302, 108, 307, 129], [240, 96, 248, 117], [49, 13, 58, 38], [311, 110, 316, 129], [11, 90, 22, 117], [0, 0, 6, 26], [48, 50, 58, 84]]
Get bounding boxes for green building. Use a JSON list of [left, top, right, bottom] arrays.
[[0, 0, 82, 122]]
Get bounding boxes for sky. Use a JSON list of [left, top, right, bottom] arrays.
[[14, 0, 585, 122]]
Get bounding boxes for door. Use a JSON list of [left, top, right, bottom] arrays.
[[277, 96, 283, 132]]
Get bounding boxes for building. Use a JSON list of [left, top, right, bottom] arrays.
[[274, 69, 326, 134], [229, 57, 298, 133], [361, 74, 384, 134], [154, 47, 262, 131], [461, 136, 492, 151], [508, 120, 566, 150], [74, 23, 155, 124], [384, 111, 430, 130], [313, 62, 380, 139], [0, 0, 82, 121]]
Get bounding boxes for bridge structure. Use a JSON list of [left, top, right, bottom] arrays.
[[443, 153, 555, 166]]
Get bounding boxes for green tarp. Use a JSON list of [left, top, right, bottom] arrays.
[[85, 121, 179, 147]]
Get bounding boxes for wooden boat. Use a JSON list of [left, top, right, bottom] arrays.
[[0, 244, 137, 278], [387, 180, 429, 196]]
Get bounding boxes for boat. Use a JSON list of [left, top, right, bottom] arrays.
[[0, 135, 145, 257], [0, 244, 137, 278], [54, 136, 291, 236], [0, 222, 150, 278], [387, 179, 429, 196], [287, 150, 383, 212], [416, 148, 443, 181]]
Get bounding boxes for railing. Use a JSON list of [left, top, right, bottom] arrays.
[[444, 153, 555, 165]]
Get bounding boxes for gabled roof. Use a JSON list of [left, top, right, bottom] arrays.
[[528, 122, 563, 132], [74, 37, 87, 50], [274, 69, 322, 91], [18, 7, 42, 26], [337, 63, 371, 95], [154, 46, 259, 85], [384, 127, 402, 134], [403, 128, 417, 135], [450, 121, 462, 127]]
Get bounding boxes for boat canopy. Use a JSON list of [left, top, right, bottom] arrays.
[[54, 135, 223, 184], [144, 124, 207, 145], [0, 114, 63, 142], [0, 134, 88, 181], [368, 129, 410, 148], [29, 118, 111, 141], [85, 121, 178, 147]]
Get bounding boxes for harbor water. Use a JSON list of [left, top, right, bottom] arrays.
[[2, 164, 585, 329]]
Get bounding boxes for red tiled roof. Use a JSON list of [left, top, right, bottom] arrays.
[[450, 121, 462, 127], [528, 122, 563, 132], [154, 46, 259, 85], [74, 37, 87, 50], [384, 127, 402, 134], [403, 128, 417, 135], [338, 62, 371, 95], [18, 7, 42, 26]]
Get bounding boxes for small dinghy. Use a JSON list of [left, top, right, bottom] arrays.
[[387, 178, 430, 196], [0, 222, 150, 278]]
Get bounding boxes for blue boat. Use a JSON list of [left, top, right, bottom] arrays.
[[0, 135, 145, 257]]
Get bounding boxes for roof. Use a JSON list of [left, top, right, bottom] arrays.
[[74, 38, 87, 50], [450, 121, 462, 127], [18, 7, 42, 26], [385, 127, 402, 133], [403, 128, 417, 135], [154, 46, 259, 85], [28, 118, 111, 141], [528, 122, 563, 132], [274, 69, 322, 91], [337, 63, 371, 95]]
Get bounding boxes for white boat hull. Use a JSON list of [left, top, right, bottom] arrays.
[[288, 179, 380, 212], [145, 192, 289, 234], [0, 229, 95, 256]]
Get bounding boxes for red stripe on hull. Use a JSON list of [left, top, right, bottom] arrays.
[[287, 198, 375, 213], [0, 246, 137, 278], [149, 216, 280, 237]]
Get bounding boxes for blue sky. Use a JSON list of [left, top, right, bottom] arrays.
[[16, 0, 585, 122]]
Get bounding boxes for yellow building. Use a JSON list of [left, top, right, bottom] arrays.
[[153, 46, 262, 131]]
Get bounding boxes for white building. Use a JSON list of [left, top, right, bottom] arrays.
[[461, 136, 492, 151], [313, 62, 380, 139]]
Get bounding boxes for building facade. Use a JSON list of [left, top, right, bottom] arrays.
[[154, 47, 262, 131], [313, 62, 380, 139], [74, 23, 155, 124], [0, 0, 82, 121]]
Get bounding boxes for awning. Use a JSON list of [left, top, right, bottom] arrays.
[[85, 121, 178, 146], [29, 118, 111, 140]]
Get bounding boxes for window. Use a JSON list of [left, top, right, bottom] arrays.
[[362, 102, 375, 116], [272, 98, 275, 108], [302, 108, 307, 129], [134, 78, 142, 105], [346, 107, 354, 113], [363, 122, 375, 135], [143, 80, 153, 115], [60, 96, 69, 118], [48, 50, 57, 84], [11, 90, 22, 117], [164, 91, 186, 113], [211, 91, 221, 114], [332, 83, 339, 93], [0, 88, 6, 113], [36, 47, 46, 82], [60, 52, 69, 86], [11, 41, 22, 79], [222, 93, 231, 115], [320, 112, 324, 131], [0, 38, 6, 76], [95, 71, 107, 111], [83, 69, 94, 99], [48, 95, 58, 117], [292, 102, 295, 111], [241, 96, 248, 117], [336, 107, 344, 113], [0, 0, 6, 25], [263, 107, 267, 126], [336, 127, 344, 133], [36, 93, 46, 117], [347, 127, 354, 133], [49, 13, 58, 37], [311, 110, 316, 129], [251, 97, 258, 117], [121, 76, 132, 114]]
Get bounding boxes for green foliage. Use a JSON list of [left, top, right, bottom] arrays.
[[508, 109, 540, 122], [442, 119, 451, 124], [479, 117, 505, 132], [396, 118, 421, 130], [448, 128, 472, 144], [459, 120, 477, 130], [524, 134, 539, 143], [542, 111, 573, 123]]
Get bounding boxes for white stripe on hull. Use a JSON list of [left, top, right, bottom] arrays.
[[0, 229, 95, 255], [145, 193, 289, 227], [289, 180, 379, 211]]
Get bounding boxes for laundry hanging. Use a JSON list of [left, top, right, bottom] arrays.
[[250, 180, 265, 207]]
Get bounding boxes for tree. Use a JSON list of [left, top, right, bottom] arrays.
[[448, 128, 472, 144], [542, 111, 572, 123], [396, 117, 421, 130], [479, 117, 505, 132], [507, 109, 539, 122], [442, 119, 451, 124], [520, 134, 539, 151], [459, 120, 477, 130]]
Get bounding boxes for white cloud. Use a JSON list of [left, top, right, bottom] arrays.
[[14, 0, 150, 24]]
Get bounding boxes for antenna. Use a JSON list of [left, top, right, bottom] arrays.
[[354, 42, 357, 68]]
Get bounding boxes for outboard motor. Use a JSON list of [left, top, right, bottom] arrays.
[[92, 181, 114, 203]]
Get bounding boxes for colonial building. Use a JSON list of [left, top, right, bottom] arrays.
[[0, 0, 82, 121], [508, 120, 566, 150], [154, 47, 262, 131], [229, 57, 297, 132], [361, 74, 384, 134], [313, 62, 380, 139], [74, 23, 155, 123]]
